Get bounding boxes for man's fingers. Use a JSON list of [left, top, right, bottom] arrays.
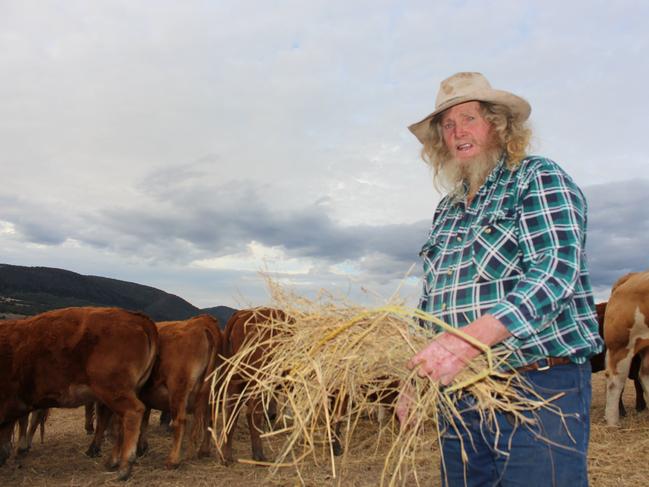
[[406, 354, 421, 370], [412, 357, 435, 379], [396, 385, 415, 432]]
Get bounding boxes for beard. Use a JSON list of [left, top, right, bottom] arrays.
[[439, 142, 503, 199]]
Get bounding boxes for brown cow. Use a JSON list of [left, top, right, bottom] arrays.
[[604, 271, 649, 426], [0, 307, 158, 480], [138, 314, 223, 468], [220, 308, 395, 461], [220, 307, 287, 464]]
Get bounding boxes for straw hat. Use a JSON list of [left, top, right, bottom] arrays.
[[408, 72, 531, 144]]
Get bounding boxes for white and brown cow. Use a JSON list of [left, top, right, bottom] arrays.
[[604, 271, 649, 426], [0, 307, 158, 480], [590, 302, 645, 417]]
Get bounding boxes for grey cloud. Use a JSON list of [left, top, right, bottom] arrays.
[[5, 173, 645, 303], [584, 179, 649, 292], [0, 194, 72, 245], [93, 174, 430, 272]]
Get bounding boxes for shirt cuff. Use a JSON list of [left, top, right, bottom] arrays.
[[488, 300, 536, 349]]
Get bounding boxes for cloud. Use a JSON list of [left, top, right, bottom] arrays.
[[99, 169, 430, 272], [1, 153, 430, 266], [0, 194, 72, 245], [584, 179, 649, 293], [1, 1, 648, 308]]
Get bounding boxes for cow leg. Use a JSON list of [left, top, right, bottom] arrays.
[[16, 409, 46, 455], [23, 409, 47, 452], [329, 392, 349, 456], [86, 403, 112, 457], [159, 410, 172, 432], [167, 394, 190, 469], [137, 408, 151, 457], [110, 396, 146, 481], [247, 397, 267, 462], [195, 383, 213, 458], [266, 396, 278, 424], [618, 389, 627, 417], [89, 395, 145, 481], [105, 414, 123, 472], [0, 421, 15, 466], [634, 378, 647, 412], [221, 414, 238, 464], [605, 348, 633, 426], [638, 350, 649, 413], [84, 403, 95, 435], [331, 421, 344, 457], [16, 413, 30, 454], [33, 409, 49, 444], [220, 380, 244, 465], [220, 406, 239, 465]]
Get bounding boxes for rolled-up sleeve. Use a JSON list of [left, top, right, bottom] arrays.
[[488, 165, 587, 348]]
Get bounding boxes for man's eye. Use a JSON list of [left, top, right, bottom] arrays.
[[442, 123, 454, 130], [466, 116, 474, 121]]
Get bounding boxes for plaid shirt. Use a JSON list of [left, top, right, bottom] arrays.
[[418, 155, 603, 368]]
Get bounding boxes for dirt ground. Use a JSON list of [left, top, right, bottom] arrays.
[[1, 372, 647, 486]]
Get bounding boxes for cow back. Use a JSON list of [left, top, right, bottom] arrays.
[[223, 307, 288, 358], [143, 315, 223, 412], [604, 270, 649, 354]]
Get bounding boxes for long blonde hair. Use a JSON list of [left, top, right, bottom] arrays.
[[420, 101, 532, 191]]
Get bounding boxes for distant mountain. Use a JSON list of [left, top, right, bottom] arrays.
[[200, 305, 238, 329], [0, 263, 237, 324]]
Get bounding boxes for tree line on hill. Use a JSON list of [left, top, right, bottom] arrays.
[[0, 263, 236, 327]]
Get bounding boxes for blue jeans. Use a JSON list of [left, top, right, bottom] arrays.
[[440, 361, 592, 487]]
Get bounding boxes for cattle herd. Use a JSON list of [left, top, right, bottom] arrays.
[[1, 269, 649, 481], [0, 306, 286, 480]]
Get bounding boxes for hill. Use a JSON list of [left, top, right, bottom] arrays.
[[199, 305, 238, 328], [0, 263, 237, 325]]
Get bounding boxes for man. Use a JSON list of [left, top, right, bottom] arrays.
[[399, 72, 603, 486]]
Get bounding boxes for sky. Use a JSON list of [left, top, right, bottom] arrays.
[[1, 1, 648, 310]]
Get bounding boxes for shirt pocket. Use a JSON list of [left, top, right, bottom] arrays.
[[419, 237, 445, 306], [420, 238, 444, 276], [471, 211, 522, 282]]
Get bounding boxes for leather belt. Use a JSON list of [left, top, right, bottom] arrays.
[[516, 356, 572, 372]]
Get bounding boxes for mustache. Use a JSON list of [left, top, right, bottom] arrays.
[[440, 146, 502, 195]]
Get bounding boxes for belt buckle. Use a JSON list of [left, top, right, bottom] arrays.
[[536, 358, 550, 371]]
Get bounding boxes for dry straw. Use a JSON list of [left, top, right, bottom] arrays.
[[209, 281, 565, 486]]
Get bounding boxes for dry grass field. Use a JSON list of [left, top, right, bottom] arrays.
[[0, 372, 647, 487]]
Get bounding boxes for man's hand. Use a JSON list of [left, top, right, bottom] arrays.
[[406, 314, 511, 385], [406, 331, 480, 385], [396, 381, 415, 430]]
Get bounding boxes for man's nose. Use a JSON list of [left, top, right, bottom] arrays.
[[453, 122, 467, 138]]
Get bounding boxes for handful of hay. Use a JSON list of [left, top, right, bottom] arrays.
[[210, 283, 561, 486]]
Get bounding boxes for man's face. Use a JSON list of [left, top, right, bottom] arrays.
[[440, 101, 493, 163]]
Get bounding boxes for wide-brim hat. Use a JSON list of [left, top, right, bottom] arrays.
[[408, 72, 531, 144]]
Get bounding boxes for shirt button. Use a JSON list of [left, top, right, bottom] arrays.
[[484, 227, 492, 234], [456, 235, 462, 242], [447, 268, 453, 276], [441, 303, 447, 311]]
